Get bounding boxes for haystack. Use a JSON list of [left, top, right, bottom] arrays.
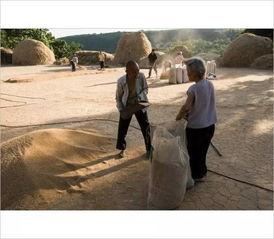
[[76, 51, 114, 65], [139, 51, 166, 68], [160, 70, 170, 79], [221, 33, 273, 67], [1, 47, 13, 64], [114, 32, 152, 65], [54, 57, 70, 65], [12, 39, 55, 65], [250, 54, 273, 69], [169, 45, 192, 58], [196, 52, 220, 62]]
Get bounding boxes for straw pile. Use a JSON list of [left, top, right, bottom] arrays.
[[54, 57, 70, 65], [160, 70, 170, 79], [114, 32, 152, 65], [1, 47, 13, 64], [12, 39, 55, 65], [196, 53, 220, 62], [250, 54, 273, 69], [221, 33, 273, 67], [169, 45, 192, 58], [76, 51, 114, 65]]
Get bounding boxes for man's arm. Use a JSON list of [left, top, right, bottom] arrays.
[[115, 81, 124, 111], [176, 94, 194, 121]]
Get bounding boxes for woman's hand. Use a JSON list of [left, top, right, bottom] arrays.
[[176, 113, 183, 121]]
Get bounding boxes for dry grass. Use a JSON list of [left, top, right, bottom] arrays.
[[114, 32, 152, 65], [12, 39, 55, 65]]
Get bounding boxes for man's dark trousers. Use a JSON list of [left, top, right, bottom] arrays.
[[116, 110, 151, 152], [148, 62, 157, 77], [100, 61, 104, 69], [71, 61, 76, 71]]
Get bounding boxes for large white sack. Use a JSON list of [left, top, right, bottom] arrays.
[[169, 67, 177, 84], [150, 120, 193, 188], [182, 65, 189, 83], [206, 60, 216, 75], [176, 68, 183, 84], [148, 120, 194, 209]]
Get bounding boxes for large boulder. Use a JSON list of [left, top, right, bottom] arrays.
[[250, 54, 273, 69], [0, 47, 13, 64], [13, 39, 55, 65], [76, 51, 114, 65], [221, 33, 273, 67], [139, 51, 166, 68], [114, 32, 152, 65]]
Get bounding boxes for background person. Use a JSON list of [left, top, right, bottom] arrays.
[[147, 49, 158, 79], [70, 53, 78, 72], [174, 51, 184, 67], [98, 51, 105, 70], [176, 57, 217, 181], [116, 61, 152, 158]]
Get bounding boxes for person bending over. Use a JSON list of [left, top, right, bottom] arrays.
[[70, 53, 78, 72]]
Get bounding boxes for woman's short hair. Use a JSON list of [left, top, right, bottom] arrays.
[[184, 57, 206, 78]]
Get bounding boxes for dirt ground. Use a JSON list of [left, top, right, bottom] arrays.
[[0, 64, 273, 210]]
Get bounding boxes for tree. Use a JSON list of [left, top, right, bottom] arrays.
[[0, 29, 82, 59], [243, 29, 273, 40]]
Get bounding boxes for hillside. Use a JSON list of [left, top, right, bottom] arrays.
[[60, 29, 242, 53]]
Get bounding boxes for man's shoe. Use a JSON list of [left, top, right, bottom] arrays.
[[118, 150, 125, 158], [145, 146, 154, 160]]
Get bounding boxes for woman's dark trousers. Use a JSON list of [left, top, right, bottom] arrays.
[[186, 124, 215, 179]]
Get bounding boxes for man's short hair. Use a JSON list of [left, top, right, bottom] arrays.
[[126, 60, 139, 69]]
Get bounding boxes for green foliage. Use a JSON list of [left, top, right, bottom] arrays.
[[0, 29, 243, 58], [0, 29, 55, 49], [51, 39, 82, 59], [60, 29, 242, 54], [60, 32, 124, 53], [182, 39, 231, 55], [166, 29, 242, 56], [0, 29, 82, 59]]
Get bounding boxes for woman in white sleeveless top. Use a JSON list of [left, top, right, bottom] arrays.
[[176, 57, 217, 181]]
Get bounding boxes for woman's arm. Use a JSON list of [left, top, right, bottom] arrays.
[[176, 94, 194, 121]]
